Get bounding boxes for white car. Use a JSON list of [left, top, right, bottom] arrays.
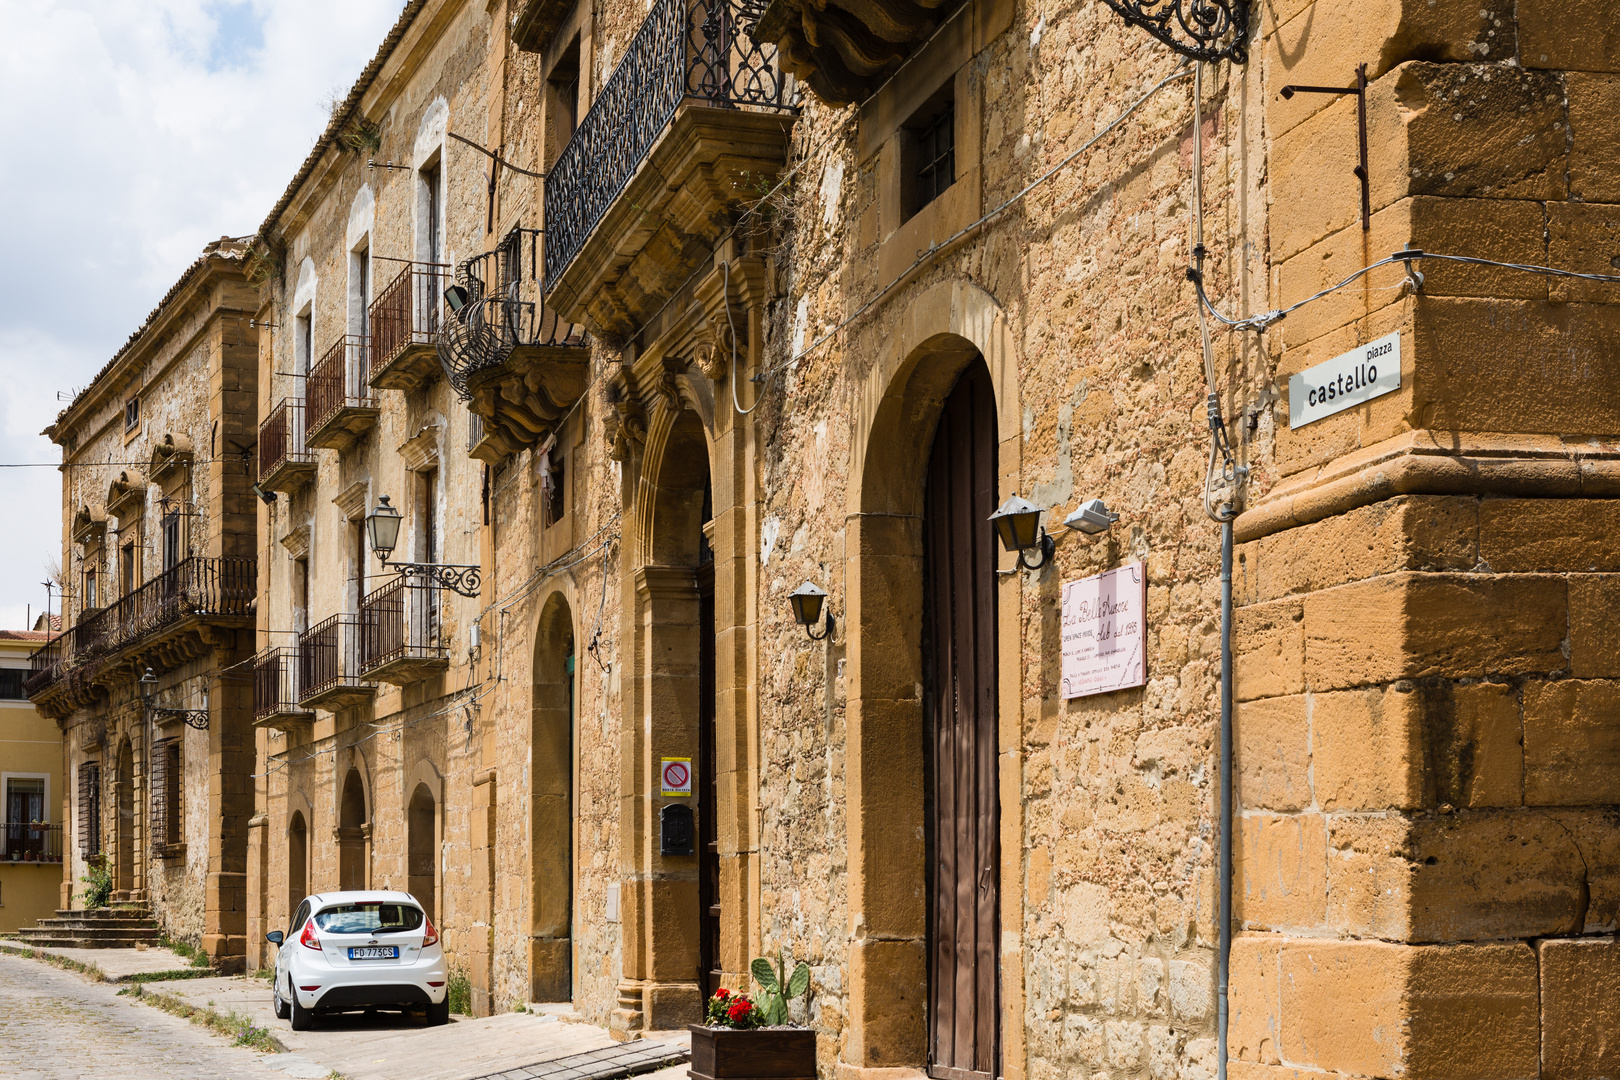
[[266, 890, 449, 1029]]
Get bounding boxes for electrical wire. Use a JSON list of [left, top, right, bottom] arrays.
[[759, 62, 1197, 380], [723, 261, 762, 416]]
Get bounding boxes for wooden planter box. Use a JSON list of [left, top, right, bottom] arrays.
[[688, 1024, 816, 1080]]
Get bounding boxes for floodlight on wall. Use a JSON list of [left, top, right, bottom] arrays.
[[252, 483, 277, 505], [1063, 498, 1121, 536], [444, 285, 470, 314], [366, 495, 482, 597], [788, 581, 833, 641], [989, 495, 1055, 571]]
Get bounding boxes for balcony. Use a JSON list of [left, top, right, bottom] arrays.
[[359, 578, 448, 685], [0, 822, 63, 864], [305, 336, 379, 452], [252, 647, 315, 733], [297, 613, 376, 712], [440, 228, 590, 463], [258, 399, 316, 493], [541, 0, 796, 337], [369, 262, 449, 392], [25, 557, 256, 711], [753, 0, 963, 104]]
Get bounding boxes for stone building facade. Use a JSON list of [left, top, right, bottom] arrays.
[[229, 0, 1620, 1076], [27, 239, 259, 965]]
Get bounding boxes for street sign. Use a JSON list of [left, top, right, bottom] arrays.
[[1060, 561, 1147, 699], [661, 757, 692, 796], [1288, 330, 1401, 428]]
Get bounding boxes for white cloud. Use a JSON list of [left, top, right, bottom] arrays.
[[0, 0, 402, 630]]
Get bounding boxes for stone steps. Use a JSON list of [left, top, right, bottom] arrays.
[[14, 906, 161, 949]]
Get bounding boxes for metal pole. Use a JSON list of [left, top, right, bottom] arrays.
[[1218, 518, 1233, 1080]]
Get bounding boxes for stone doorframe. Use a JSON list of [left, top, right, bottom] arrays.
[[530, 587, 578, 1002], [841, 279, 1028, 1080], [612, 351, 761, 1037]]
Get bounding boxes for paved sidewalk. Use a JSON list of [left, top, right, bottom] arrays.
[[0, 940, 208, 981], [140, 973, 691, 1080]]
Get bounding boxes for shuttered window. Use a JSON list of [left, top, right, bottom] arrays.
[[150, 739, 181, 852], [77, 762, 101, 857]]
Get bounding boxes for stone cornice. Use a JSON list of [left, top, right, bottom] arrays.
[[1235, 430, 1620, 543]]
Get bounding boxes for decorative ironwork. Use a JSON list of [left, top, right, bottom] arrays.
[[24, 557, 256, 697], [1099, 0, 1250, 63], [298, 613, 373, 704], [438, 227, 586, 400], [151, 708, 209, 730], [253, 647, 312, 721], [1, 822, 63, 863], [306, 336, 375, 441], [259, 399, 312, 480], [369, 262, 448, 377], [359, 577, 447, 673], [382, 561, 482, 598], [542, 0, 794, 285]]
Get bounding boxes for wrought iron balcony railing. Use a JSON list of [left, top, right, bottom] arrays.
[[439, 227, 586, 399], [0, 822, 63, 863], [542, 0, 791, 285], [259, 399, 313, 481], [24, 557, 256, 696], [253, 647, 313, 723], [298, 613, 375, 707], [369, 262, 449, 383], [359, 578, 447, 677], [306, 336, 376, 442]]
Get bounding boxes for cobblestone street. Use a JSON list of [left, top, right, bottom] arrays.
[[0, 952, 288, 1080]]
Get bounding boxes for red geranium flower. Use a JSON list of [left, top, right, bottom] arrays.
[[715, 988, 730, 999], [727, 1000, 752, 1022]]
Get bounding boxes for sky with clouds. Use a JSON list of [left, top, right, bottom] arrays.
[[0, 0, 403, 631]]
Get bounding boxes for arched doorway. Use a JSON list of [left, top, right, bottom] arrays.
[[408, 785, 436, 921], [116, 739, 134, 896], [338, 768, 368, 891], [845, 300, 1018, 1077], [921, 360, 1000, 1080], [288, 811, 308, 914], [531, 593, 575, 1000], [631, 404, 719, 1021]]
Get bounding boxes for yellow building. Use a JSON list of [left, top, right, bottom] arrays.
[[0, 630, 65, 933]]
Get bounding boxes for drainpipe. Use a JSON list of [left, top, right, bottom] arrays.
[[1218, 519, 1233, 1080]]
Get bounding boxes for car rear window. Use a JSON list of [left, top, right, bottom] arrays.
[[312, 903, 424, 934]]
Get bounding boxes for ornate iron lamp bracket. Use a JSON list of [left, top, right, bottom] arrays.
[[152, 708, 209, 731], [1100, 0, 1251, 63], [385, 562, 482, 598]]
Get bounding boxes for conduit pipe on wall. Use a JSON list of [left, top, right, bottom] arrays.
[[1188, 60, 1241, 1080]]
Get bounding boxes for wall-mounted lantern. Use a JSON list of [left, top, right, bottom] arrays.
[[366, 496, 481, 598], [1063, 498, 1121, 536], [788, 581, 833, 641], [989, 495, 1055, 571], [139, 665, 208, 729]]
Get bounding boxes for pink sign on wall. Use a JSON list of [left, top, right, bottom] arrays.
[[1060, 561, 1147, 699]]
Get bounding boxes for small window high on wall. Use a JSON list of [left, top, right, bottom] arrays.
[[901, 85, 955, 222]]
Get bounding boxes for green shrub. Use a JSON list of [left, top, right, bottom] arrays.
[[446, 966, 472, 1015], [79, 855, 113, 910]]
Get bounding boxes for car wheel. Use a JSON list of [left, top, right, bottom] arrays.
[[273, 979, 290, 1021], [427, 996, 450, 1026], [289, 980, 314, 1031]]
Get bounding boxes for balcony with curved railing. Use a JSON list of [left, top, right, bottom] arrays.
[[540, 0, 796, 336]]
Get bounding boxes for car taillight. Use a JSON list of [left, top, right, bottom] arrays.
[[421, 915, 439, 948], [299, 921, 321, 951]]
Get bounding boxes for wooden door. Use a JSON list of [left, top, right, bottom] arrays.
[[923, 360, 1000, 1080]]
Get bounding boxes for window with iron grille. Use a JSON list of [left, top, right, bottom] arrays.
[[0, 668, 25, 699], [902, 89, 956, 222], [77, 762, 101, 857], [151, 739, 181, 853]]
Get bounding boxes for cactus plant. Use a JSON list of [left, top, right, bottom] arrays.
[[750, 952, 811, 1026]]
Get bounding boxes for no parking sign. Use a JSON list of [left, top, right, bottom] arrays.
[[661, 757, 693, 796]]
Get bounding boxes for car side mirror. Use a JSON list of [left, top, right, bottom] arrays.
[[266, 930, 284, 946]]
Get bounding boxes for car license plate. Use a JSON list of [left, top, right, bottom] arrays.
[[348, 946, 398, 960]]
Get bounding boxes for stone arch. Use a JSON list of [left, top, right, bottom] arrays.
[[338, 764, 369, 892], [531, 588, 576, 1001], [115, 738, 134, 896], [841, 278, 1023, 1073], [619, 400, 717, 1030], [287, 810, 309, 914], [404, 759, 442, 920]]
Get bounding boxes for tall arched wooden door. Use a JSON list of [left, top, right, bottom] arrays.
[[923, 359, 1000, 1080]]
